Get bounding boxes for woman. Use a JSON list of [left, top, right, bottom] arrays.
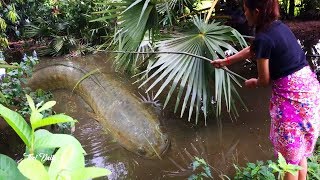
[[211, 0, 320, 179]]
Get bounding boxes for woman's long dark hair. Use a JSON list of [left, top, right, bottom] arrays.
[[244, 0, 280, 58], [244, 0, 280, 33]]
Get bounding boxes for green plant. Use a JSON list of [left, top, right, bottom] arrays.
[[307, 156, 320, 180], [188, 157, 213, 180], [97, 0, 248, 123], [0, 1, 20, 49], [0, 94, 111, 179], [269, 153, 302, 179], [18, 144, 111, 180], [234, 153, 305, 180], [22, 0, 111, 56], [0, 154, 26, 180], [138, 16, 248, 123], [234, 160, 276, 180], [307, 137, 320, 179], [0, 53, 53, 117]]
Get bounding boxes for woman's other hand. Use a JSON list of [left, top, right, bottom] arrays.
[[211, 59, 227, 68], [245, 78, 258, 88]]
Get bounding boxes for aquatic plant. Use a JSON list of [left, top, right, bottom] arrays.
[[234, 160, 276, 180], [0, 94, 111, 179], [188, 157, 213, 180]]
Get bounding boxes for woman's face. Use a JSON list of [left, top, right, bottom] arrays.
[[243, 3, 258, 26]]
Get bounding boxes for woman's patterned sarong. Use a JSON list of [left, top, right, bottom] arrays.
[[269, 66, 320, 165]]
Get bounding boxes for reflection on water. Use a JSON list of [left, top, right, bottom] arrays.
[[52, 83, 274, 179]]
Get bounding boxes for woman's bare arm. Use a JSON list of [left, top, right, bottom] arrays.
[[211, 46, 251, 67], [228, 46, 251, 64], [256, 58, 270, 87]]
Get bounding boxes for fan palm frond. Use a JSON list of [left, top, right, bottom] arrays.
[[139, 16, 248, 123], [113, 1, 158, 73], [52, 36, 64, 53], [92, 0, 159, 73], [24, 25, 41, 38]]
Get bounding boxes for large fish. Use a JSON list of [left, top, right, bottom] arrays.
[[27, 55, 170, 159]]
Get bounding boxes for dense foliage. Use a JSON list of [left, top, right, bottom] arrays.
[[0, 52, 53, 117], [1, 0, 112, 56]]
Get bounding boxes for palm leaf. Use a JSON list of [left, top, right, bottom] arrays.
[[139, 16, 247, 123], [52, 36, 64, 53], [72, 68, 100, 92], [24, 25, 41, 37], [111, 0, 158, 73]]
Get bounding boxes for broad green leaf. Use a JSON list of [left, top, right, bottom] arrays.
[[277, 152, 287, 166], [26, 94, 36, 111], [251, 166, 260, 176], [123, 0, 143, 13], [0, 104, 32, 147], [71, 167, 111, 179], [37, 101, 56, 113], [30, 111, 43, 128], [0, 154, 26, 180], [48, 145, 85, 178], [34, 129, 85, 154], [137, 0, 151, 26], [269, 163, 281, 172], [25, 147, 55, 164], [31, 114, 77, 130], [18, 158, 49, 180]]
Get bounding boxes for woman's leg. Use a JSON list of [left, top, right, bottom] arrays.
[[284, 157, 307, 180], [298, 157, 307, 180], [284, 171, 298, 180]]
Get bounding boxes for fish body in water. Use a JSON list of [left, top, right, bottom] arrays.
[[27, 58, 169, 159]]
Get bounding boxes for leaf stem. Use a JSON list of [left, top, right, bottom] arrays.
[[106, 50, 248, 81]]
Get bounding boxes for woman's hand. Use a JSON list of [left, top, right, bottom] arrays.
[[211, 59, 227, 68], [245, 78, 258, 88]]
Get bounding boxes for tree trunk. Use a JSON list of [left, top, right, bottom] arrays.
[[205, 0, 219, 23], [288, 0, 295, 17]]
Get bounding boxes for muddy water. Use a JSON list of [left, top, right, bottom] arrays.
[[51, 39, 319, 179], [1, 39, 319, 179], [49, 53, 274, 179]]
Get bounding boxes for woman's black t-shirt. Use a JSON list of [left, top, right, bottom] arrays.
[[252, 20, 308, 80]]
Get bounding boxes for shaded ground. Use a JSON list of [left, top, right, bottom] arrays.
[[285, 20, 320, 41]]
